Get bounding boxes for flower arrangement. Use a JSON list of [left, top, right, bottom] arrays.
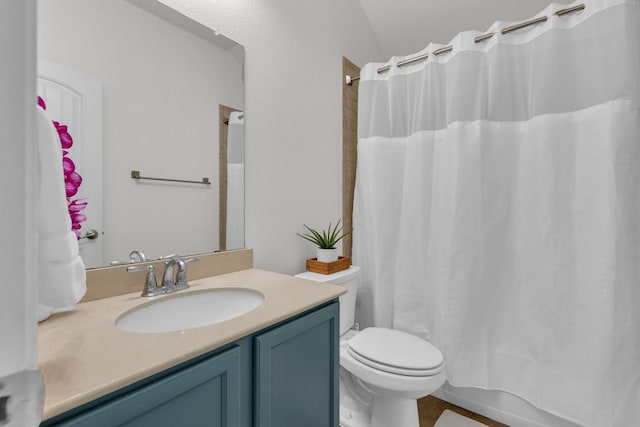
[[38, 96, 88, 238]]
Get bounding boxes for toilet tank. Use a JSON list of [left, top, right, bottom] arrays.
[[295, 266, 360, 335]]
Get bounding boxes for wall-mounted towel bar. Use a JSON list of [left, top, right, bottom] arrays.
[[130, 170, 211, 185]]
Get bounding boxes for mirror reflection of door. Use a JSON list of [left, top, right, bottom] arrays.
[[39, 0, 245, 267], [37, 59, 104, 268], [219, 105, 244, 251]]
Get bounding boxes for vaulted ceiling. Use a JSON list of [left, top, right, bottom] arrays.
[[357, 0, 575, 58]]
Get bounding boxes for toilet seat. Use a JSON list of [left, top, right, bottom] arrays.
[[346, 327, 443, 377]]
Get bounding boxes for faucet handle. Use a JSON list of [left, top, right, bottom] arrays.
[[127, 264, 164, 297], [177, 257, 199, 279], [174, 257, 199, 291]]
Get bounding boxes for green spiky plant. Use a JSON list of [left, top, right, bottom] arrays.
[[297, 219, 351, 249]]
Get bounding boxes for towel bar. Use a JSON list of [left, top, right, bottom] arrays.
[[130, 170, 211, 185]]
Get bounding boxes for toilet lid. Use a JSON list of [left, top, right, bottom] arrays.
[[346, 327, 443, 377]]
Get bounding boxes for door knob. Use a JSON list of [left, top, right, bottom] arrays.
[[80, 229, 99, 240]]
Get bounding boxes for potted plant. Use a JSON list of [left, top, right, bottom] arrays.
[[297, 219, 351, 263]]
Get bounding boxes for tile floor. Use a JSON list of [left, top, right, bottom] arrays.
[[418, 396, 509, 427]]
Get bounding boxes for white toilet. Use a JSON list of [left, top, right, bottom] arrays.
[[295, 266, 445, 427]]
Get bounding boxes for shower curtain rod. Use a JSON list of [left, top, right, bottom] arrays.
[[345, 4, 585, 86]]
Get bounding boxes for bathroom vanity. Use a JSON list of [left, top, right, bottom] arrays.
[[37, 267, 343, 426]]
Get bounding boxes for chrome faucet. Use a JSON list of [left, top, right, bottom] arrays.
[[129, 250, 147, 263], [127, 255, 198, 297], [162, 256, 185, 292], [162, 255, 199, 293], [109, 249, 148, 266]]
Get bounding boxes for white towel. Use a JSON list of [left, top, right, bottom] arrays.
[[36, 107, 86, 321]]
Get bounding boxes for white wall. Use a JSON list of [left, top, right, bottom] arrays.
[[0, 0, 37, 377], [38, 0, 244, 263], [158, 0, 385, 274]]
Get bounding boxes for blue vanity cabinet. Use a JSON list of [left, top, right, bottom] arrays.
[[254, 301, 339, 427], [41, 344, 247, 427], [40, 300, 339, 427]]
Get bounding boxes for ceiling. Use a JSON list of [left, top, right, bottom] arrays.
[[358, 0, 575, 59]]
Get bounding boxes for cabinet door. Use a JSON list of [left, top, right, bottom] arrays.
[[49, 346, 242, 427], [254, 302, 339, 427]]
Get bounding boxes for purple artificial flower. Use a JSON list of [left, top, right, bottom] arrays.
[[70, 213, 87, 226], [68, 198, 88, 213], [62, 157, 75, 176], [38, 96, 89, 239], [65, 171, 83, 198], [65, 181, 79, 198], [66, 171, 82, 187], [68, 198, 88, 238], [53, 121, 73, 149]]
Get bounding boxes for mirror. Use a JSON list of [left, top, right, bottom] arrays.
[[37, 0, 245, 268]]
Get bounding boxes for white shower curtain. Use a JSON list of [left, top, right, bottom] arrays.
[[352, 1, 640, 425]]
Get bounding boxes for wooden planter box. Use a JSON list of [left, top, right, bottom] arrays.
[[306, 256, 350, 275]]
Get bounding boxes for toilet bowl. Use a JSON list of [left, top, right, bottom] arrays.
[[295, 266, 445, 427]]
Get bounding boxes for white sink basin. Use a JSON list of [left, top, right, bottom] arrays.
[[115, 288, 264, 333]]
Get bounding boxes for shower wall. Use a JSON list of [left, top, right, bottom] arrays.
[[342, 57, 361, 258]]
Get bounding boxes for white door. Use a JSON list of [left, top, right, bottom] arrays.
[[37, 59, 104, 268]]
